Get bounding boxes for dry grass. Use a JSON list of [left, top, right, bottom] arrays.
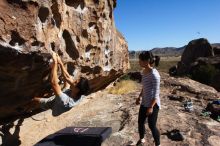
[[160, 56, 181, 61], [108, 80, 138, 94], [157, 60, 179, 72]]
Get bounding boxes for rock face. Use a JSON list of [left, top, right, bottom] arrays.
[[0, 0, 129, 119]]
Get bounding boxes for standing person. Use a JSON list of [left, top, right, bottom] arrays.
[[136, 51, 161, 146]]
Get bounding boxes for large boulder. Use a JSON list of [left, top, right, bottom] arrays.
[[174, 38, 220, 91], [181, 38, 214, 65], [0, 0, 129, 120], [177, 38, 214, 75]]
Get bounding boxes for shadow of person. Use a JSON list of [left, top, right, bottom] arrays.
[[0, 118, 24, 146]]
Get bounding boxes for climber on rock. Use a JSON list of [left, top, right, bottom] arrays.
[[23, 52, 90, 116]]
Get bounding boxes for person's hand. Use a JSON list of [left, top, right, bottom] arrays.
[[57, 55, 62, 64], [51, 51, 57, 63], [136, 97, 140, 105], [71, 78, 80, 86], [146, 107, 153, 115]]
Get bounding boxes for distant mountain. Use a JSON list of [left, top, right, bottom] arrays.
[[129, 47, 184, 59], [129, 43, 220, 59], [211, 43, 220, 48], [150, 46, 185, 56]]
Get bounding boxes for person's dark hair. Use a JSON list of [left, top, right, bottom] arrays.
[[76, 77, 90, 96], [139, 51, 155, 64], [154, 55, 160, 67]]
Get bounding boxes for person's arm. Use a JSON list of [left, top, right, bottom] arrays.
[[149, 99, 157, 108], [136, 88, 143, 105], [146, 99, 157, 115], [63, 79, 71, 90], [57, 55, 74, 85], [50, 53, 62, 96], [151, 74, 160, 107], [146, 74, 160, 115], [138, 88, 143, 99]]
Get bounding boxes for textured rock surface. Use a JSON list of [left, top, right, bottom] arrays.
[[0, 0, 128, 119], [1, 72, 219, 146]]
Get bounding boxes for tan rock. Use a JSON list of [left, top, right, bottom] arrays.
[[0, 0, 129, 119], [208, 135, 220, 146]]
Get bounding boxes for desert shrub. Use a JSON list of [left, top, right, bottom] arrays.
[[158, 60, 179, 73], [191, 64, 219, 85], [129, 59, 179, 73], [128, 60, 141, 72], [108, 80, 137, 94]]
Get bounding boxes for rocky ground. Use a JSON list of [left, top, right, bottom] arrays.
[[0, 73, 220, 146]]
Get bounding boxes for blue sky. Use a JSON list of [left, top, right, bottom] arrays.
[[114, 0, 220, 51]]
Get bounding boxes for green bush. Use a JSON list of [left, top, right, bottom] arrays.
[[192, 64, 219, 85]]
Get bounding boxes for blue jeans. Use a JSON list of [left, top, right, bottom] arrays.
[[39, 90, 80, 116]]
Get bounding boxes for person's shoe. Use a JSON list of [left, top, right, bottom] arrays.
[[136, 138, 145, 146]]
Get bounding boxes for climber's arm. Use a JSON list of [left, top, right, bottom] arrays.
[[57, 55, 74, 85], [50, 53, 62, 96]]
